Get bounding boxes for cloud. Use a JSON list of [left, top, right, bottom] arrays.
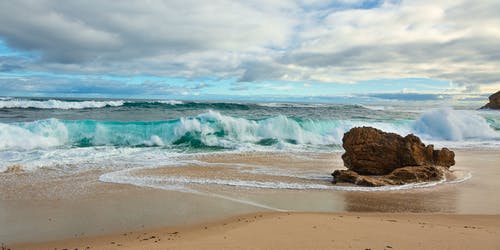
[[230, 85, 249, 91], [463, 84, 481, 93], [0, 63, 23, 72], [0, 74, 197, 97], [0, 0, 499, 95], [190, 82, 210, 90], [273, 0, 500, 88], [0, 0, 296, 79]]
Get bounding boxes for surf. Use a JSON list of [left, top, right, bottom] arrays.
[[0, 99, 125, 109], [0, 108, 498, 151]]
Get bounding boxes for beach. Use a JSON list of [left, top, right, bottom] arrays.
[[1, 0, 500, 248], [11, 212, 500, 250], [1, 99, 500, 249], [2, 149, 500, 249]]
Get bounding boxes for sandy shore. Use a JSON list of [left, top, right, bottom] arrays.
[[2, 149, 500, 249], [10, 212, 500, 250]]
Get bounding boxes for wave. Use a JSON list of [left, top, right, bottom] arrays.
[[359, 104, 393, 111], [0, 98, 250, 110], [99, 165, 472, 193], [0, 98, 188, 109], [0, 108, 498, 151], [96, 165, 471, 211], [0, 99, 125, 109], [254, 102, 330, 108], [0, 119, 68, 150], [0, 98, 377, 111], [157, 100, 184, 105], [0, 111, 345, 150], [413, 107, 500, 141]]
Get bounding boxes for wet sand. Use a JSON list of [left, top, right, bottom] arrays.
[[1, 149, 500, 247], [10, 212, 500, 250]]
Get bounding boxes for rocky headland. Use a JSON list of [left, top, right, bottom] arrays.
[[480, 91, 500, 110], [332, 127, 455, 187]]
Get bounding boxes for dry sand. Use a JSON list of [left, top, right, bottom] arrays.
[[10, 212, 500, 250]]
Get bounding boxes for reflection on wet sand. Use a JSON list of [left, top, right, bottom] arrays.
[[341, 149, 500, 214], [341, 188, 459, 213]]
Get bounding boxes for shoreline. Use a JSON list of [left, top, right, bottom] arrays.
[[10, 211, 500, 250], [2, 149, 500, 248]]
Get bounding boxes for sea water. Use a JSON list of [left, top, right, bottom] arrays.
[[0, 97, 499, 192]]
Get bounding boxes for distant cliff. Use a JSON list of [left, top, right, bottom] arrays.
[[481, 91, 500, 110]]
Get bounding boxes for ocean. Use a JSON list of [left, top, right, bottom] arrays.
[[0, 97, 499, 193]]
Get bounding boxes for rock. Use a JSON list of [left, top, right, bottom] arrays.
[[433, 148, 455, 167], [341, 127, 454, 175], [332, 169, 389, 187], [331, 170, 359, 184], [333, 127, 455, 187], [341, 127, 403, 175], [355, 175, 388, 187], [480, 91, 500, 109], [386, 165, 444, 185]]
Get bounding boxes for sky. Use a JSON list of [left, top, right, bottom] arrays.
[[0, 0, 499, 102]]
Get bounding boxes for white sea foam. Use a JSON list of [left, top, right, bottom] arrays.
[[0, 119, 68, 150], [413, 107, 500, 141], [1, 108, 498, 152], [172, 110, 350, 148], [0, 146, 184, 172], [99, 164, 472, 193], [99, 165, 471, 211], [255, 102, 328, 108], [157, 100, 183, 105], [0, 99, 125, 109], [360, 104, 393, 111], [144, 135, 164, 146], [170, 108, 500, 149]]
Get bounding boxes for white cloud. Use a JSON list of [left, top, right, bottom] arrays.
[[0, 0, 499, 94], [269, 0, 500, 91]]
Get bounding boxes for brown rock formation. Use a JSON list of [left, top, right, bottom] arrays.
[[332, 169, 359, 184], [332, 165, 445, 187], [333, 127, 455, 187], [332, 170, 388, 187], [480, 91, 500, 110], [386, 165, 444, 185], [341, 127, 454, 175], [432, 148, 455, 167]]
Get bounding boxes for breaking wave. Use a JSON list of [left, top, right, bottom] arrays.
[[413, 107, 499, 140], [0, 99, 125, 109], [0, 108, 498, 151], [0, 98, 187, 109], [0, 98, 382, 111]]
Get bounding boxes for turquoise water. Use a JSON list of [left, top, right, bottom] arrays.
[[0, 97, 499, 172]]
